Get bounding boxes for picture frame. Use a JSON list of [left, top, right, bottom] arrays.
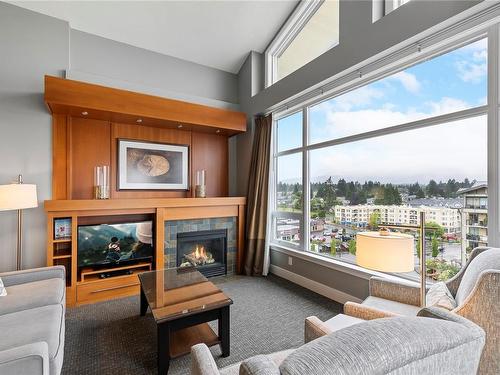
[[117, 139, 189, 190], [54, 218, 72, 240]]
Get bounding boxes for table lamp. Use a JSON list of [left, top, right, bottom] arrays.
[[356, 212, 426, 307], [0, 175, 38, 270]]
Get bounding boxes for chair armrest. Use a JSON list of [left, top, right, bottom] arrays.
[[0, 266, 65, 287], [191, 344, 220, 375], [0, 342, 49, 375], [304, 316, 334, 343], [369, 276, 421, 306], [344, 301, 398, 320], [240, 355, 280, 375]]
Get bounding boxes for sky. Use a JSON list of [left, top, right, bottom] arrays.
[[277, 38, 488, 185]]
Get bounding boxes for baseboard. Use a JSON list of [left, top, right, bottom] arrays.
[[269, 265, 363, 305]]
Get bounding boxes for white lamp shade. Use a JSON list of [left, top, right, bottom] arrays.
[[0, 184, 38, 211], [356, 231, 414, 272]]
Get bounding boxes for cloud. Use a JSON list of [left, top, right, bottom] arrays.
[[389, 71, 421, 93], [455, 39, 487, 83], [317, 86, 384, 112]]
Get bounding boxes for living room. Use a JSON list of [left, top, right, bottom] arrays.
[[0, 1, 499, 374]]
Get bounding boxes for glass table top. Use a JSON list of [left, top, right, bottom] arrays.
[[138, 267, 232, 322]]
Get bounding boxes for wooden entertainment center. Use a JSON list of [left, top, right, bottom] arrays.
[[43, 76, 247, 307]]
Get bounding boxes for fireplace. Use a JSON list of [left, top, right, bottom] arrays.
[[177, 229, 227, 277]]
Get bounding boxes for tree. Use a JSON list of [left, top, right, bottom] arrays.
[[425, 221, 445, 238], [369, 211, 380, 230], [431, 235, 439, 258], [330, 239, 339, 256], [348, 240, 356, 255], [416, 236, 421, 258], [416, 188, 425, 198]]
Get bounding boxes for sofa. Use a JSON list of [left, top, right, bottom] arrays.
[[0, 266, 66, 375], [191, 307, 485, 375], [305, 247, 500, 374]]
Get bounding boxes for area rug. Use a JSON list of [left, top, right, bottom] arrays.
[[63, 274, 342, 375]]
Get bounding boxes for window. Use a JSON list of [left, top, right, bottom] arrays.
[[270, 37, 490, 282], [385, 0, 412, 16], [266, 0, 340, 85]]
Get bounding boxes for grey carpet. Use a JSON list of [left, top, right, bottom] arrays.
[[63, 274, 342, 375]]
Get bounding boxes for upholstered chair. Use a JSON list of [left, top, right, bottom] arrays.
[[305, 247, 500, 374], [191, 308, 485, 375]]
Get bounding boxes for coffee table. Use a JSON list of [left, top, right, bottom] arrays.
[[138, 267, 232, 374]]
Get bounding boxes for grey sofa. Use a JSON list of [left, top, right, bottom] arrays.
[[306, 247, 500, 374], [191, 308, 485, 375], [0, 266, 66, 375]]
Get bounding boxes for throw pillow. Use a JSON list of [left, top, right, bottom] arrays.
[[426, 281, 456, 310], [0, 277, 6, 297]]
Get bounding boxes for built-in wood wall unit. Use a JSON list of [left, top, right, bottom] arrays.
[[44, 76, 247, 306], [46, 76, 245, 200]]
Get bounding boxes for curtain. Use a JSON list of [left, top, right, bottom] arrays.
[[244, 114, 272, 276]]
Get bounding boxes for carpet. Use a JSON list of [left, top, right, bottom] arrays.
[[62, 274, 342, 375]]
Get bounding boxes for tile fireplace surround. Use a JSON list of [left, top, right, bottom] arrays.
[[164, 217, 237, 275]]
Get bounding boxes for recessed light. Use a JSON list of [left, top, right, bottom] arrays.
[[216, 129, 221, 134], [81, 111, 88, 116], [177, 124, 183, 129], [136, 118, 143, 123]]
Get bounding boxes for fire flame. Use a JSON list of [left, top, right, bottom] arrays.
[[194, 245, 207, 259]]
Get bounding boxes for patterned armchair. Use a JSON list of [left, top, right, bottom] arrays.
[[305, 247, 500, 374]]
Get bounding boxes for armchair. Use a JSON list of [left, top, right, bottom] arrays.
[[305, 247, 500, 374], [192, 308, 485, 375]]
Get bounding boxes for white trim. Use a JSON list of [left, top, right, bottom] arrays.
[[269, 264, 363, 304], [265, 0, 325, 87]]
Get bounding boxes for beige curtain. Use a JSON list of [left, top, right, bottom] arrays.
[[244, 114, 272, 276]]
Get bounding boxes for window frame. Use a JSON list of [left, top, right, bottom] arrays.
[[265, 0, 336, 87], [268, 23, 499, 278]]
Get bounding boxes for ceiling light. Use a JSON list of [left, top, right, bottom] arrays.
[[136, 118, 143, 123], [81, 111, 88, 116], [178, 124, 183, 129], [216, 129, 221, 134]]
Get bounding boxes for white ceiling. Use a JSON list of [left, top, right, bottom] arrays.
[[11, 0, 298, 74]]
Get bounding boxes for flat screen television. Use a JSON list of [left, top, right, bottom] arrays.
[[77, 221, 153, 269]]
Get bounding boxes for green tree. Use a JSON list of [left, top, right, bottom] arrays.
[[425, 221, 445, 238], [416, 236, 421, 258], [330, 238, 339, 256], [416, 188, 425, 198], [431, 235, 439, 258], [348, 239, 356, 255], [369, 211, 380, 230]]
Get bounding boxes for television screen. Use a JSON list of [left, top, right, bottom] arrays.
[[77, 221, 153, 268]]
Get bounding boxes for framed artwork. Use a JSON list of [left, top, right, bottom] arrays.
[[117, 139, 189, 190], [54, 218, 72, 240]]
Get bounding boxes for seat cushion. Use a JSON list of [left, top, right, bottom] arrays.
[[363, 296, 421, 316], [455, 248, 500, 305], [323, 313, 364, 331], [220, 349, 295, 375], [0, 278, 65, 315], [0, 304, 65, 375]]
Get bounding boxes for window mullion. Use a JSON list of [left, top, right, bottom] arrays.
[[303, 108, 310, 252]]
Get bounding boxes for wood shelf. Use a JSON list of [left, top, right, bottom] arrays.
[[53, 238, 72, 243], [53, 254, 72, 260], [170, 323, 219, 358], [80, 262, 152, 283], [44, 76, 246, 136]]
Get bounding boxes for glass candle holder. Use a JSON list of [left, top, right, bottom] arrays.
[[94, 166, 110, 199]]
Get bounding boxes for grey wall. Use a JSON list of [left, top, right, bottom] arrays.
[[234, 0, 484, 300], [0, 2, 240, 272], [0, 2, 68, 272], [270, 250, 370, 299], [69, 30, 239, 108]]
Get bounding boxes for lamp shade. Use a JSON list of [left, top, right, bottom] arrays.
[[356, 231, 414, 272], [0, 184, 38, 211]]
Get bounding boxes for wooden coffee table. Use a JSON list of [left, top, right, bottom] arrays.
[[138, 267, 232, 374]]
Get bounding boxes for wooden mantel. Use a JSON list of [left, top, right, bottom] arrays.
[[45, 75, 247, 136], [44, 197, 246, 212]]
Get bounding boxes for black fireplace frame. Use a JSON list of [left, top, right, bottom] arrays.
[[176, 229, 227, 277]]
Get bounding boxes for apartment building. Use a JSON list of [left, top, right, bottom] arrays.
[[334, 204, 461, 233], [459, 183, 488, 257]]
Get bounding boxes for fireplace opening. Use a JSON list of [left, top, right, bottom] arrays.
[[177, 229, 227, 277]]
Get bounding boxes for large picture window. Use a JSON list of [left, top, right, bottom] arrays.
[[270, 37, 490, 282]]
